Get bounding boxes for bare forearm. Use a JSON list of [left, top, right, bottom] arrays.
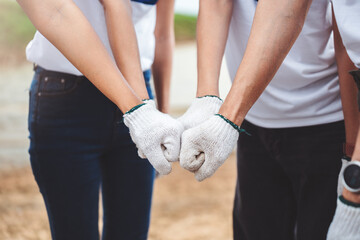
[[153, 38, 173, 113], [17, 0, 142, 112], [219, 0, 312, 125], [152, 0, 175, 113], [333, 9, 359, 146], [102, 0, 149, 100], [197, 0, 233, 97]]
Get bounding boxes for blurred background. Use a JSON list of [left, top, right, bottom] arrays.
[[0, 0, 236, 239]]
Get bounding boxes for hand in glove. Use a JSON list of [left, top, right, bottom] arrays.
[[178, 95, 223, 130], [327, 196, 360, 240], [180, 114, 248, 181], [123, 101, 183, 175]]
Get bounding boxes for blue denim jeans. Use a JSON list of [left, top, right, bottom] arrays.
[[28, 66, 155, 240]]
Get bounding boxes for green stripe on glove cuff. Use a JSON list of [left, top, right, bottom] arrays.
[[215, 114, 250, 135]]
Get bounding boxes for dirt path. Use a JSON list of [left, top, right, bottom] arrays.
[[0, 154, 237, 240]]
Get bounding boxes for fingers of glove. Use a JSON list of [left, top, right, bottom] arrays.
[[179, 135, 205, 172], [180, 149, 205, 172], [143, 147, 172, 175], [194, 154, 223, 182], [162, 135, 181, 162]]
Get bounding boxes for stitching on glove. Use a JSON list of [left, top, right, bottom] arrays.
[[124, 103, 146, 116], [197, 95, 223, 102], [339, 195, 360, 208], [215, 114, 251, 135]]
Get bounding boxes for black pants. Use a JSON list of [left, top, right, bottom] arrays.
[[233, 120, 345, 240]]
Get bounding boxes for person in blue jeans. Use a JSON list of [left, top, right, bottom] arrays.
[[20, 0, 177, 239]]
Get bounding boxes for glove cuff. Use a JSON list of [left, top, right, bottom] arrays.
[[123, 102, 156, 129], [206, 115, 240, 139], [215, 114, 250, 135], [328, 197, 360, 238], [193, 95, 223, 112], [197, 95, 223, 102]]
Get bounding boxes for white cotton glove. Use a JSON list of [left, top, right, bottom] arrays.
[[327, 197, 360, 240], [338, 157, 351, 196], [178, 95, 223, 130], [123, 101, 183, 175], [180, 114, 245, 181]]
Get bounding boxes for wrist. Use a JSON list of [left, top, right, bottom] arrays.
[[196, 88, 219, 98], [215, 114, 249, 135], [343, 188, 360, 204], [344, 143, 355, 159], [218, 103, 245, 126], [158, 105, 169, 114], [117, 96, 143, 113], [157, 100, 170, 113]]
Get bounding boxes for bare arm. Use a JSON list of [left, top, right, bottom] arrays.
[[17, 0, 142, 112], [333, 8, 360, 204], [333, 8, 359, 149], [152, 0, 175, 113], [196, 0, 233, 97], [102, 0, 149, 100], [217, 0, 312, 124]]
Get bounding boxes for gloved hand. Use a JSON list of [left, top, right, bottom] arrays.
[[327, 197, 360, 240], [337, 157, 351, 196], [123, 101, 183, 175], [178, 95, 223, 130], [180, 114, 247, 181]]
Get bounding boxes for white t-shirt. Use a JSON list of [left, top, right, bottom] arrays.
[[26, 1, 156, 75], [332, 0, 360, 68], [225, 0, 343, 128]]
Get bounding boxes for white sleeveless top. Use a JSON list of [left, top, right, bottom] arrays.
[[26, 0, 156, 75]]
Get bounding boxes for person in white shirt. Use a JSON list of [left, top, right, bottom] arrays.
[[18, 0, 178, 239], [179, 0, 345, 239], [327, 1, 360, 239]]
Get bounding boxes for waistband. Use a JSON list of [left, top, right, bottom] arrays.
[[34, 64, 88, 82]]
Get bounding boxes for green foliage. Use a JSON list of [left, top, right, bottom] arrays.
[[174, 14, 197, 42], [0, 0, 36, 48]]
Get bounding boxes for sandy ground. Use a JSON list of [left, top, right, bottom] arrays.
[[0, 43, 236, 239], [0, 155, 237, 240]]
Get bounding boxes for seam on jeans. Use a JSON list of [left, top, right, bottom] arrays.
[[31, 71, 58, 236], [34, 72, 42, 123]]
